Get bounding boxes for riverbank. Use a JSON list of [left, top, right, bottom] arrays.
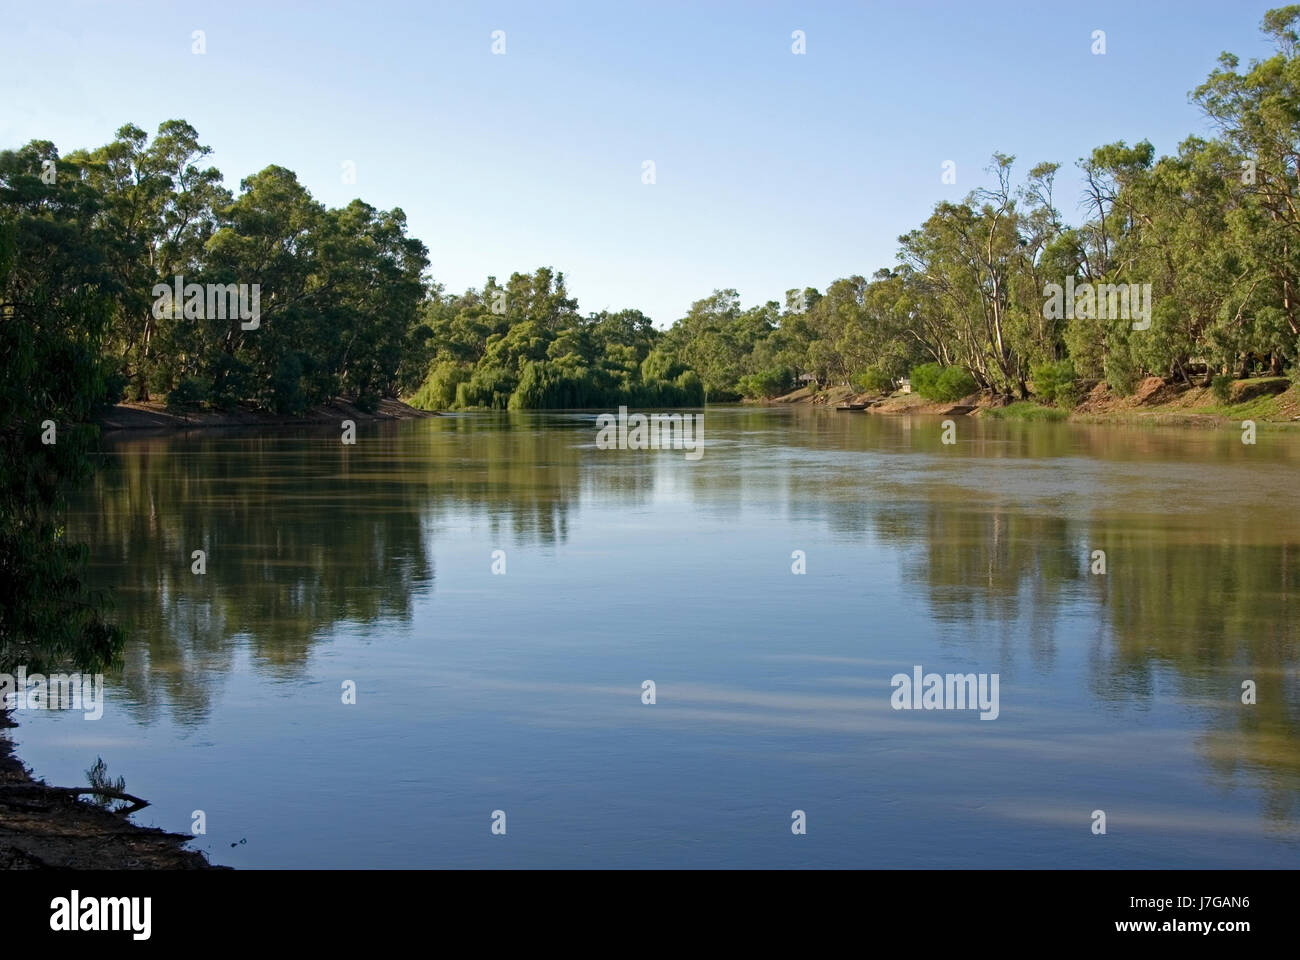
[[97, 397, 435, 434], [771, 376, 1300, 426], [0, 712, 220, 869]]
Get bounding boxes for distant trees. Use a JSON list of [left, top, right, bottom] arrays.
[[653, 7, 1300, 404], [410, 268, 702, 410], [8, 7, 1300, 425]]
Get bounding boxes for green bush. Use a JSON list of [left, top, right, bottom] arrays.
[[509, 360, 599, 409], [912, 363, 976, 401], [936, 366, 977, 400], [851, 365, 894, 395], [410, 360, 471, 410], [1105, 350, 1136, 396], [207, 355, 253, 410], [736, 368, 790, 399], [165, 378, 207, 412], [102, 367, 129, 407], [640, 349, 684, 383], [1031, 359, 1078, 406], [909, 362, 943, 398], [267, 353, 307, 415], [674, 370, 704, 405], [1211, 373, 1233, 403], [455, 365, 516, 409]]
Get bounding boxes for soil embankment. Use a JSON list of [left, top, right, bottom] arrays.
[[0, 713, 220, 869], [771, 376, 1300, 424], [97, 397, 435, 434]]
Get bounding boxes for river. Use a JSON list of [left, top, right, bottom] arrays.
[[10, 407, 1300, 867]]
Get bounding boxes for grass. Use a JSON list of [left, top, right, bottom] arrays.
[[1186, 391, 1287, 421], [983, 401, 1069, 422]]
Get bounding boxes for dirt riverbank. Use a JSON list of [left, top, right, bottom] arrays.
[[770, 376, 1300, 425], [0, 712, 221, 869], [97, 397, 435, 434]]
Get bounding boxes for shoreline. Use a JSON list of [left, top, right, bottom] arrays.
[[0, 711, 222, 869], [97, 397, 436, 435], [767, 376, 1300, 426]]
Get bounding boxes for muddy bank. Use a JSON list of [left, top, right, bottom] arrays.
[[767, 384, 991, 417], [97, 397, 436, 435], [0, 713, 221, 869], [770, 376, 1300, 424]]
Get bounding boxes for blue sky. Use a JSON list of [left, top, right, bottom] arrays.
[[0, 0, 1279, 325]]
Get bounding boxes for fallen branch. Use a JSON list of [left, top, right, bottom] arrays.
[[0, 784, 150, 813]]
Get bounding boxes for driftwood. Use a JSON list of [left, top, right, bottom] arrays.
[[0, 783, 150, 814]]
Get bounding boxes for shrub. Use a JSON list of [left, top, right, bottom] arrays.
[[410, 360, 471, 410], [455, 365, 515, 409], [851, 365, 894, 395], [267, 353, 307, 415], [935, 366, 977, 401], [1211, 373, 1233, 403], [207, 355, 253, 410], [641, 349, 684, 383], [909, 362, 943, 398], [912, 363, 976, 402], [1104, 350, 1136, 396], [165, 377, 207, 412], [1031, 359, 1078, 406], [736, 368, 789, 399], [674, 370, 704, 405], [101, 367, 129, 407]]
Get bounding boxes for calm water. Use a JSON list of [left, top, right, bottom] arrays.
[[11, 407, 1300, 867]]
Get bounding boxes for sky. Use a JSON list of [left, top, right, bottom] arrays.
[[0, 0, 1280, 326]]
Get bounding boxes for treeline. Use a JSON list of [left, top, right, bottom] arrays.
[[409, 267, 703, 410], [0, 122, 430, 415], [0, 121, 432, 670], [6, 6, 1300, 421], [655, 7, 1300, 404]]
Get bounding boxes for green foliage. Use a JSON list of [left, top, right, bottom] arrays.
[[409, 360, 471, 410], [267, 352, 308, 415], [1211, 373, 1234, 403], [736, 368, 791, 399], [455, 365, 516, 410], [1030, 359, 1078, 406], [0, 165, 126, 673], [984, 402, 1070, 422], [851, 365, 894, 394], [165, 377, 208, 412], [910, 363, 943, 399], [1, 122, 431, 415], [1105, 349, 1138, 397], [206, 355, 253, 410], [414, 268, 707, 410], [910, 363, 978, 402], [936, 366, 978, 401], [673, 370, 704, 404], [85, 757, 128, 811]]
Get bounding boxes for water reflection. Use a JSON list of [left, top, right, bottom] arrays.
[[62, 408, 1300, 842]]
